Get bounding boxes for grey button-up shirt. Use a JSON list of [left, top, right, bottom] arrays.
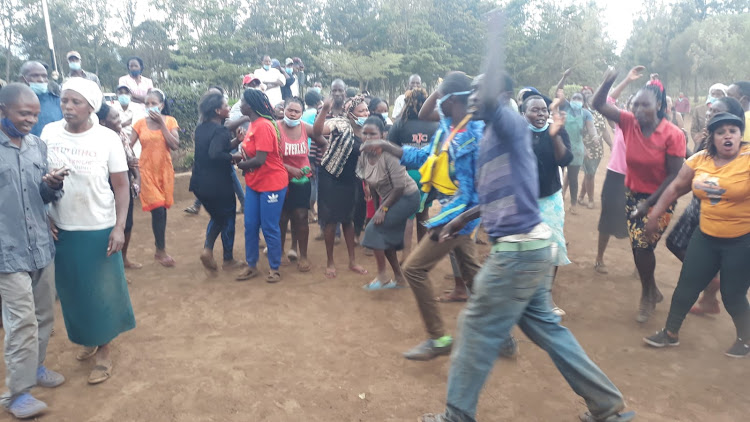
[[0, 131, 61, 273]]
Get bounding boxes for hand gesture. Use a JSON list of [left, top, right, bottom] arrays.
[[148, 110, 165, 127], [628, 66, 646, 82], [322, 96, 334, 111], [360, 139, 386, 152], [231, 152, 243, 164], [373, 209, 386, 225], [287, 166, 304, 179], [602, 67, 618, 85], [643, 216, 660, 243], [439, 218, 466, 242], [107, 226, 125, 256], [630, 200, 650, 219], [42, 167, 69, 189]]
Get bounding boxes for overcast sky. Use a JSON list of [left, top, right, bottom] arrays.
[[600, 0, 647, 52]]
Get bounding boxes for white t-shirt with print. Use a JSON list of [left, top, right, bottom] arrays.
[[41, 121, 129, 231]]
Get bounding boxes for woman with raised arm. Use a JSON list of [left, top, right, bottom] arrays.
[[592, 67, 686, 323]]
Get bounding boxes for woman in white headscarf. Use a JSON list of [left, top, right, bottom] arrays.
[[689, 83, 728, 146], [40, 78, 135, 385]]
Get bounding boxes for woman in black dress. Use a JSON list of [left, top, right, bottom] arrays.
[[313, 95, 370, 278]]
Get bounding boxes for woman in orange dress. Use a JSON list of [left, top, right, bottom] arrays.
[[130, 89, 180, 266]]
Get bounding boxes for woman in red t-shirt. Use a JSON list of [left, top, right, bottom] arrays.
[[593, 68, 686, 323], [278, 97, 327, 273], [233, 89, 289, 283]]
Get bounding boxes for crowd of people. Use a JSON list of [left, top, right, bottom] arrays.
[[0, 40, 749, 421]]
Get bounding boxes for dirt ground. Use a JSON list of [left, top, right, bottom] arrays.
[[3, 135, 749, 422]]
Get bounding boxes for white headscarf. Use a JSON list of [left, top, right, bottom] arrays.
[[61, 77, 102, 113], [706, 83, 728, 104]]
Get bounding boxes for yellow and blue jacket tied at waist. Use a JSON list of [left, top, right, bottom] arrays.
[[400, 117, 483, 236]]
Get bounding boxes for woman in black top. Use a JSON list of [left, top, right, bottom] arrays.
[[189, 91, 242, 271], [523, 94, 573, 315], [387, 87, 438, 257]]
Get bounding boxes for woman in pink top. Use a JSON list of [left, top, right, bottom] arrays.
[[117, 57, 154, 113], [595, 67, 643, 274], [277, 97, 327, 272]]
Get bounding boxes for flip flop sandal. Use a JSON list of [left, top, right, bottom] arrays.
[[383, 280, 407, 289], [88, 361, 112, 385], [325, 268, 337, 279], [363, 279, 390, 291], [594, 262, 608, 274], [266, 271, 281, 284], [235, 267, 260, 281], [579, 411, 636, 422], [76, 346, 98, 361], [297, 259, 312, 273]]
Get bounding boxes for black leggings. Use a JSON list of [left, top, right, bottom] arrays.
[[151, 207, 167, 250], [567, 165, 580, 206], [354, 181, 367, 237], [666, 230, 750, 339]]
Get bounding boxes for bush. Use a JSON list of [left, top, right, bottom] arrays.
[[160, 81, 207, 149]]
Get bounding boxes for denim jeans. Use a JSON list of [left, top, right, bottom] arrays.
[[443, 246, 625, 422], [231, 167, 245, 204]]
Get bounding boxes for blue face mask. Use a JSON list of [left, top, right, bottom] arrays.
[[570, 101, 583, 111], [118, 95, 131, 107], [312, 87, 321, 94], [706, 96, 717, 105], [69, 61, 81, 71], [436, 91, 472, 122], [29, 82, 48, 95], [148, 106, 160, 114], [284, 116, 301, 127], [129, 69, 142, 78], [381, 112, 389, 121], [529, 122, 550, 133], [355, 116, 367, 127], [263, 65, 271, 71], [1, 117, 29, 138], [286, 67, 293, 75]]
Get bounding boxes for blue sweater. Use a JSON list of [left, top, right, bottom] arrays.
[[400, 117, 483, 235], [476, 105, 541, 238]]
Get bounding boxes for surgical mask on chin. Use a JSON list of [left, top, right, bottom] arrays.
[[29, 82, 48, 95], [570, 101, 583, 110], [284, 116, 301, 127], [69, 62, 81, 71], [528, 122, 549, 133], [263, 65, 271, 71], [1, 117, 28, 137], [118, 95, 131, 107]]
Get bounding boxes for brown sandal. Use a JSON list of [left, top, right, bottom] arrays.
[[76, 346, 98, 361], [297, 259, 311, 273], [266, 271, 281, 284], [88, 360, 112, 384], [236, 267, 260, 281]]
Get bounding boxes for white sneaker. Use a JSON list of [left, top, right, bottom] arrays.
[[287, 249, 298, 261]]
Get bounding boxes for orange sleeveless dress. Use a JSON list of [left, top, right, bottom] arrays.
[[133, 116, 179, 211]]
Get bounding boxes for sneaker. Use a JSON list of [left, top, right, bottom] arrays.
[[499, 335, 519, 359], [7, 393, 47, 419], [643, 329, 679, 348], [184, 205, 199, 215], [725, 338, 750, 358], [36, 365, 65, 388], [403, 337, 452, 361], [552, 306, 566, 317]]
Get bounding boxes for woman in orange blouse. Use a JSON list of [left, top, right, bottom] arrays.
[[131, 89, 180, 267]]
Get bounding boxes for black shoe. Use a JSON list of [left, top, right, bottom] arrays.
[[725, 338, 750, 358], [403, 338, 452, 361], [643, 329, 679, 348], [499, 335, 519, 359]]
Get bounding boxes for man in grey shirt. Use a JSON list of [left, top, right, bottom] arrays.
[[0, 83, 67, 419]]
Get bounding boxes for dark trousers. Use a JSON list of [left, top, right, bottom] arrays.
[[666, 230, 750, 339], [151, 207, 167, 250], [198, 193, 236, 261]]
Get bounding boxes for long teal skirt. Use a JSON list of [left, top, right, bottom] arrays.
[[55, 228, 136, 346]]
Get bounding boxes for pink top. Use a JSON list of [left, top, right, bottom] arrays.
[[607, 126, 627, 174]]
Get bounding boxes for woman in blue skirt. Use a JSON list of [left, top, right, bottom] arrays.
[[41, 78, 135, 385]]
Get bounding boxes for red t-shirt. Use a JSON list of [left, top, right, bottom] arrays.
[[279, 121, 311, 177], [242, 118, 289, 192], [619, 111, 686, 194]]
